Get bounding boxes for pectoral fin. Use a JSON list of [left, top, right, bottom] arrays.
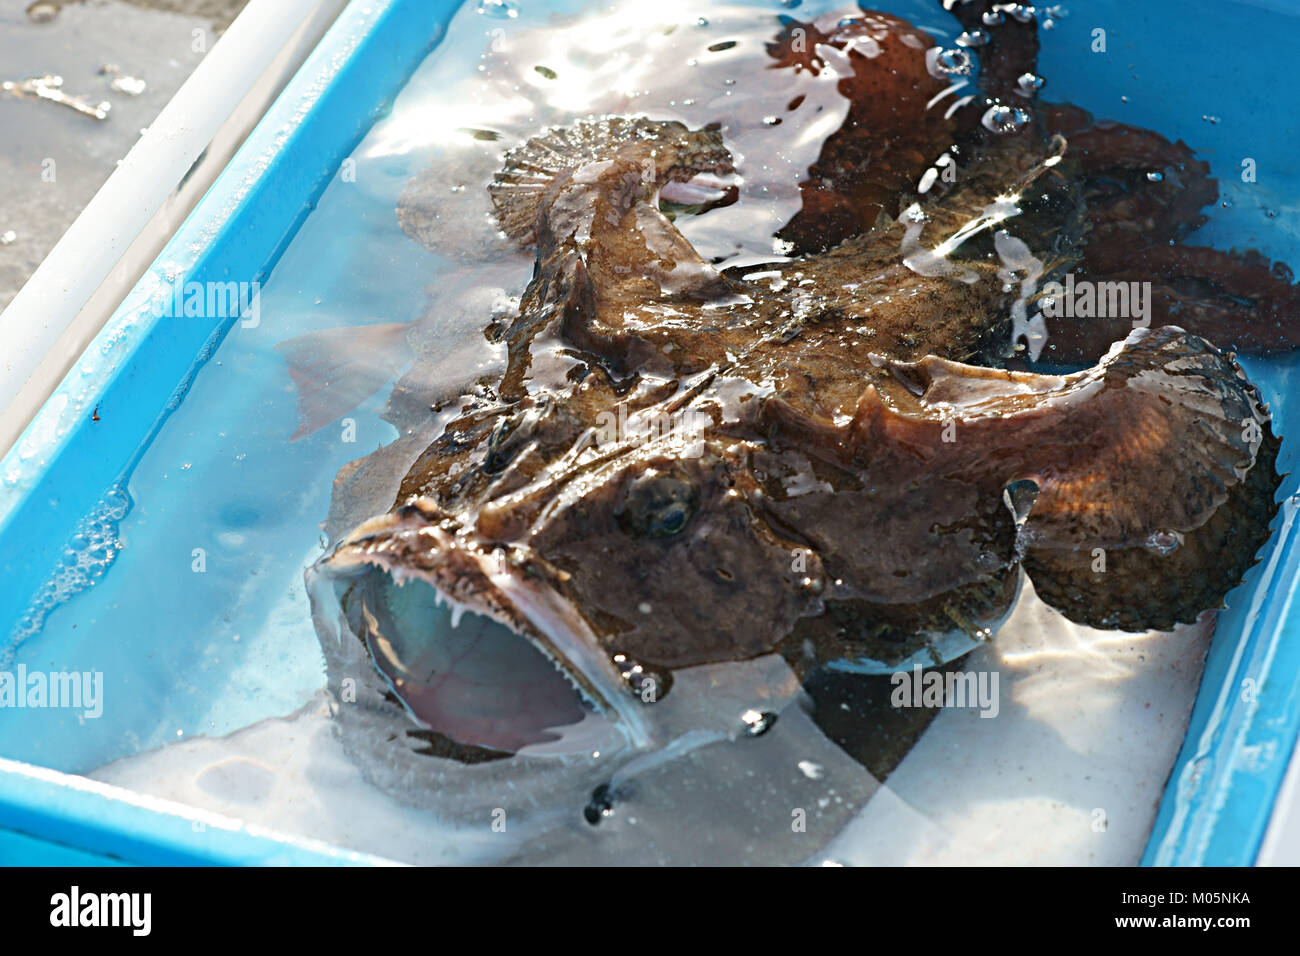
[[276, 321, 411, 440], [866, 326, 1281, 631]]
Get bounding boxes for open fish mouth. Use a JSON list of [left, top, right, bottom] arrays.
[[308, 501, 655, 755]]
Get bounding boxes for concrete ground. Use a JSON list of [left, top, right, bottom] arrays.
[[0, 0, 250, 312]]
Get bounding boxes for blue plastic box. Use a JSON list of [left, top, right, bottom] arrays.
[[0, 0, 1296, 865]]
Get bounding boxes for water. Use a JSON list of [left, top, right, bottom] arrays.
[[4, 0, 1300, 864]]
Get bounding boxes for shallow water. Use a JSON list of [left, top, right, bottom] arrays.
[[3, 0, 1299, 864], [92, 579, 1214, 865]]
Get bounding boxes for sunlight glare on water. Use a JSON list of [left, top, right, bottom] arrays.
[[1, 0, 1297, 865]]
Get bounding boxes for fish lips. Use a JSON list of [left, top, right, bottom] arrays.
[[309, 501, 655, 755]]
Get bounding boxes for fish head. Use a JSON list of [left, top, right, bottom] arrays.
[[311, 382, 827, 751], [516, 433, 825, 675]]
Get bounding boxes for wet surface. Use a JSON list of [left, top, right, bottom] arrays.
[[309, 0, 1283, 769], [2, 0, 1297, 866], [0, 0, 247, 312]]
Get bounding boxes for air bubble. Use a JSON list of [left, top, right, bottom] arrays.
[[798, 760, 825, 780], [956, 29, 990, 48], [475, 0, 517, 19], [5, 484, 132, 656], [612, 653, 669, 701], [1146, 530, 1183, 555], [1146, 171, 1164, 182], [1016, 72, 1044, 97], [981, 103, 1031, 134], [926, 46, 974, 78], [982, 10, 1004, 25], [741, 708, 778, 737], [583, 783, 615, 824]]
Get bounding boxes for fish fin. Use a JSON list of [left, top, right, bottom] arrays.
[[1108, 247, 1300, 355], [489, 118, 666, 244], [863, 326, 1281, 630], [1022, 428, 1280, 630], [868, 327, 1272, 538], [396, 151, 520, 261], [1040, 247, 1300, 364], [275, 322, 410, 440], [1014, 328, 1274, 555], [488, 117, 732, 245]]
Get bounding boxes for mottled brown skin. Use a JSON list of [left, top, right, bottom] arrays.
[[316, 5, 1286, 725], [769, 5, 1300, 362], [1035, 104, 1300, 360], [764, 12, 957, 255]]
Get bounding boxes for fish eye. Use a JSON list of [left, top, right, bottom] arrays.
[[484, 405, 543, 474], [617, 471, 699, 539], [485, 414, 523, 474]]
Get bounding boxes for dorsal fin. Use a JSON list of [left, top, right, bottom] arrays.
[[488, 117, 732, 246]]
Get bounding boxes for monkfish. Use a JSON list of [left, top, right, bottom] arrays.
[[304, 100, 1280, 754]]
